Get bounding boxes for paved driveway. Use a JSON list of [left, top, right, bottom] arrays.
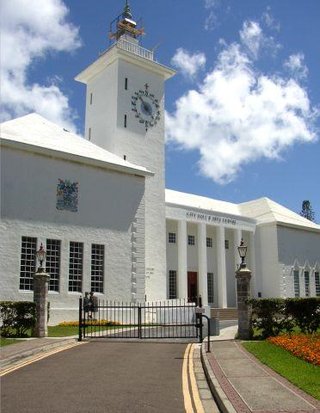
[[2, 341, 188, 413]]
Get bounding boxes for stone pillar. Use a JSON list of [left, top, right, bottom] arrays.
[[236, 266, 253, 340], [33, 269, 50, 337], [197, 222, 208, 306], [178, 219, 188, 299]]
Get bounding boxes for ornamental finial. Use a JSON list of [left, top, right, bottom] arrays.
[[122, 1, 133, 20]]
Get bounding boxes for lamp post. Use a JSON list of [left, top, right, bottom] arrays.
[[236, 239, 252, 340], [33, 243, 50, 337]]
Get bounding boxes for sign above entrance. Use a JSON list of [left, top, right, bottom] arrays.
[[186, 211, 237, 226]]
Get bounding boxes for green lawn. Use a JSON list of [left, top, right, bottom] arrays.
[[242, 341, 320, 400], [1, 324, 124, 340], [48, 326, 80, 336], [0, 338, 23, 347]]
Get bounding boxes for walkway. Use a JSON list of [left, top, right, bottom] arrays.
[[203, 326, 320, 413]]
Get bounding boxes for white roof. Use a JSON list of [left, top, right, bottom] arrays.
[[239, 197, 320, 231], [166, 189, 320, 232], [0, 113, 151, 176], [165, 189, 241, 216]]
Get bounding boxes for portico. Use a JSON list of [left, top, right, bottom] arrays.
[[166, 189, 256, 308]]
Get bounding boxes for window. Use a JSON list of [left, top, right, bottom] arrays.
[[125, 77, 128, 90], [225, 240, 229, 249], [168, 232, 176, 243], [124, 114, 127, 128], [91, 244, 104, 293], [20, 237, 37, 290], [206, 237, 212, 248], [188, 235, 195, 246], [293, 270, 300, 297], [46, 239, 61, 292], [315, 272, 320, 297], [69, 242, 83, 292], [168, 270, 177, 299], [207, 273, 214, 303], [304, 271, 310, 297]]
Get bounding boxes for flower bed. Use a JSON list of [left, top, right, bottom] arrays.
[[267, 334, 320, 366], [59, 320, 121, 327]]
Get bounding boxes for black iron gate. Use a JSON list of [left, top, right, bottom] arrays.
[[78, 297, 202, 341]]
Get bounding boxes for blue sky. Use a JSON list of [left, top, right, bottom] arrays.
[[1, 0, 319, 221]]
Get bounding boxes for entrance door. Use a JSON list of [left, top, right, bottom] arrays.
[[187, 272, 198, 303]]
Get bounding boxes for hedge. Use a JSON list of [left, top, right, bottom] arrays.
[[249, 298, 320, 339], [0, 301, 36, 337]]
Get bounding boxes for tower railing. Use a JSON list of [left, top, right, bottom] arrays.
[[116, 38, 154, 61]]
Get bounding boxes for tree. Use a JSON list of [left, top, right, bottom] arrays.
[[300, 200, 315, 222]]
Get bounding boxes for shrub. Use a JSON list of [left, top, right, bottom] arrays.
[[0, 301, 36, 337], [249, 297, 320, 339], [285, 298, 320, 334], [249, 298, 294, 339]]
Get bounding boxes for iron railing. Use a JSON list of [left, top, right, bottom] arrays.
[[78, 298, 200, 341]]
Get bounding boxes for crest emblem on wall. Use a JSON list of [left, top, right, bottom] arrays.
[[56, 179, 79, 212]]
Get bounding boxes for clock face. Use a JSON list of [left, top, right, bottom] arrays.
[[131, 84, 160, 131]]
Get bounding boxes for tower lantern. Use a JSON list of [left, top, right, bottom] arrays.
[[109, 1, 144, 42]]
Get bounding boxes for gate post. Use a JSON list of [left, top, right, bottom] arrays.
[[236, 268, 253, 340], [78, 296, 83, 342], [138, 306, 142, 339]]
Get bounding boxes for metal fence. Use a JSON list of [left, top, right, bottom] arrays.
[[78, 298, 200, 341]]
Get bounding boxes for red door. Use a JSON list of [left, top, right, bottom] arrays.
[[187, 272, 198, 303]]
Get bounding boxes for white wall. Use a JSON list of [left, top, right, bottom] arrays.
[[277, 226, 320, 298], [254, 224, 280, 297], [0, 147, 146, 323]]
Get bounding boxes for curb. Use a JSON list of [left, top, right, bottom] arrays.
[[200, 342, 237, 413], [1, 338, 77, 369]]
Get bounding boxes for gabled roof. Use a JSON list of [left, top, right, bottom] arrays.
[[0, 113, 152, 177], [165, 189, 241, 216], [239, 197, 320, 231]]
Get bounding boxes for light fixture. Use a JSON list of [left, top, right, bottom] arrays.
[[36, 243, 46, 270], [237, 239, 247, 268]]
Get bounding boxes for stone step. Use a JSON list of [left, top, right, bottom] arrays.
[[210, 308, 238, 320]]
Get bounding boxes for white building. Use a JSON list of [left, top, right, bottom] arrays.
[[1, 4, 319, 323]]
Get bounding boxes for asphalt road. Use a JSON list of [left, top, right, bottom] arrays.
[[2, 341, 188, 413]]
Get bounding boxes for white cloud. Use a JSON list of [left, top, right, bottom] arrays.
[[240, 21, 263, 59], [166, 42, 318, 184], [0, 0, 81, 131], [171, 48, 206, 79], [239, 20, 280, 59], [284, 53, 308, 80], [262, 8, 280, 31], [204, 0, 220, 31]]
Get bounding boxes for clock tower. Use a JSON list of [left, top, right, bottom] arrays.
[[75, 2, 175, 301]]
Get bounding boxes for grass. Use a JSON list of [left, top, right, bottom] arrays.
[[1, 324, 123, 340], [48, 326, 79, 337], [0, 338, 23, 347], [242, 341, 320, 400]]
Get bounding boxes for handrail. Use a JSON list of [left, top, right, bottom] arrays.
[[116, 38, 154, 61]]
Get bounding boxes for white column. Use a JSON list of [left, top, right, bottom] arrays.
[[216, 226, 227, 308], [234, 229, 242, 271], [197, 222, 208, 306], [178, 220, 188, 299], [249, 232, 256, 296]]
